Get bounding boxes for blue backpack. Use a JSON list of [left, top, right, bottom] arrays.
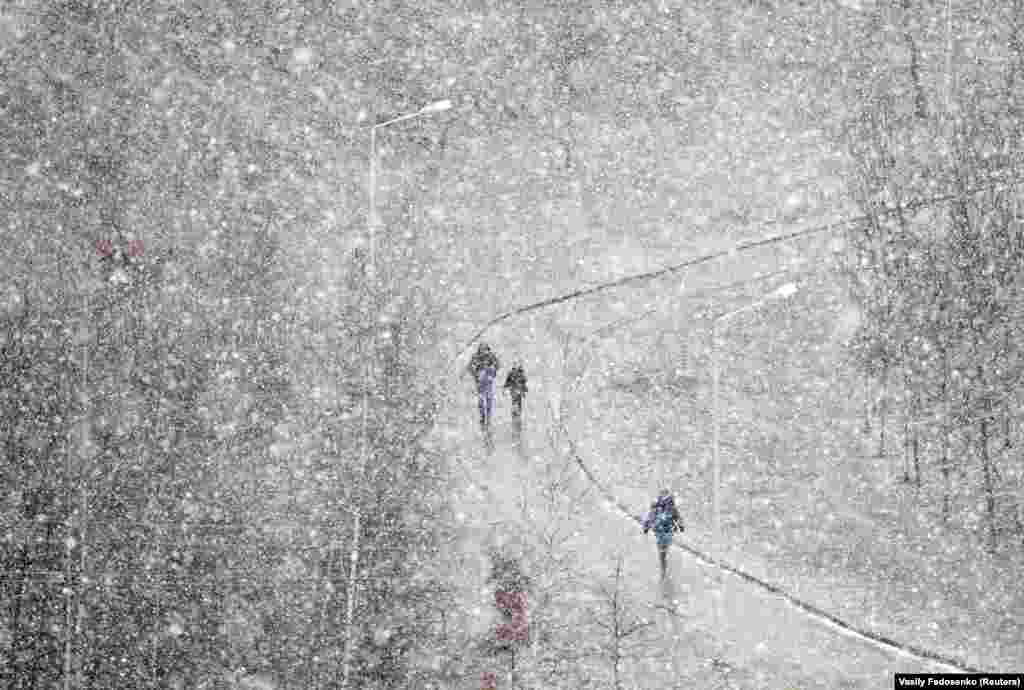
[[653, 509, 674, 535]]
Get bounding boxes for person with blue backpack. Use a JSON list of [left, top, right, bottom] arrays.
[[642, 489, 684, 577]]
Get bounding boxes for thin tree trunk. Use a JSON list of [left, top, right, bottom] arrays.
[[941, 350, 952, 522], [74, 486, 86, 689], [28, 561, 44, 689], [901, 0, 928, 118], [8, 545, 28, 686], [1002, 327, 1013, 452], [945, 0, 954, 113], [980, 413, 997, 552], [312, 550, 334, 690], [341, 351, 372, 689], [63, 528, 74, 690], [878, 360, 888, 461], [1005, 0, 1024, 131], [64, 375, 75, 690], [612, 557, 629, 690], [903, 366, 912, 482], [912, 390, 921, 487], [863, 375, 872, 434], [72, 292, 91, 689], [612, 581, 622, 690]]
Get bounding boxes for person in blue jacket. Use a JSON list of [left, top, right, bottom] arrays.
[[642, 489, 684, 577], [468, 343, 500, 429]]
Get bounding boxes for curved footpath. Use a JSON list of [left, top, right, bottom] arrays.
[[565, 427, 980, 675], [434, 317, 960, 688]]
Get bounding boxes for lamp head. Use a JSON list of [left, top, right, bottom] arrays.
[[420, 99, 452, 113], [772, 283, 799, 300]]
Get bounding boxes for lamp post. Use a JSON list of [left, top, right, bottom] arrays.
[[367, 99, 452, 273], [710, 282, 799, 558], [341, 98, 451, 690]]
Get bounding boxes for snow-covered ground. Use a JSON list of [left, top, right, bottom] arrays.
[[433, 290, 977, 687], [428, 227, 1024, 684]]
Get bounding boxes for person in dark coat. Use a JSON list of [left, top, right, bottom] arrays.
[[468, 343, 500, 382], [503, 363, 528, 421]]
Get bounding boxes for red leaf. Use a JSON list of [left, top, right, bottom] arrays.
[[495, 591, 527, 615], [496, 620, 529, 642], [96, 239, 113, 257]]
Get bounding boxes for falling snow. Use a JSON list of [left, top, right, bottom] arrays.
[[1, 2, 1022, 689]]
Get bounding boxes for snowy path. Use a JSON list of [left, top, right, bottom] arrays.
[[423, 261, 1007, 683], [435, 316, 960, 688]]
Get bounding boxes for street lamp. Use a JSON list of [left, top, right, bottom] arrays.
[[342, 97, 451, 690], [710, 282, 799, 559], [367, 99, 452, 272]]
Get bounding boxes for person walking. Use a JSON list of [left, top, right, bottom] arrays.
[[477, 364, 498, 431], [642, 489, 684, 578], [468, 343, 500, 382], [468, 343, 500, 429], [503, 363, 528, 426]]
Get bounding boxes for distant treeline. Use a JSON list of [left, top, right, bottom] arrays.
[[839, 0, 1024, 550]]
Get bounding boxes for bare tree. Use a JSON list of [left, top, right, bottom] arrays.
[[588, 555, 656, 690], [899, 0, 929, 119]]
